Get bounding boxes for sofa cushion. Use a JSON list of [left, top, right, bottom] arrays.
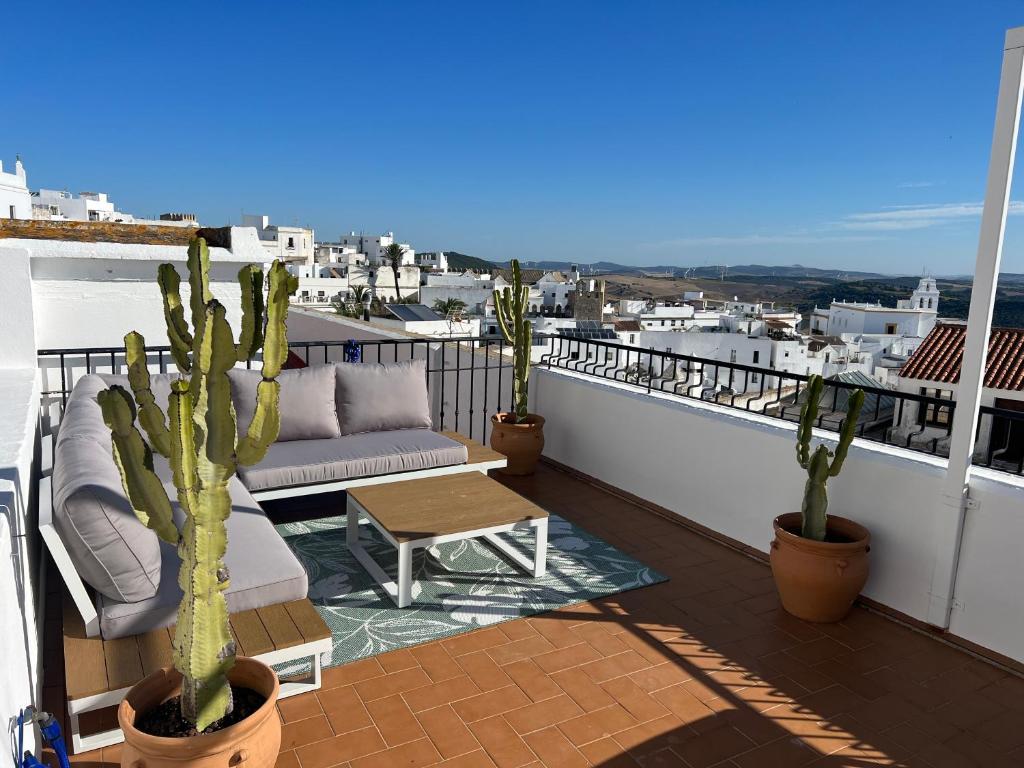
[[53, 375, 163, 602], [98, 476, 309, 639], [334, 360, 432, 435], [228, 364, 340, 442], [237, 429, 468, 492]]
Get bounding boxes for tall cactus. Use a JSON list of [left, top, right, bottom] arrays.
[[97, 237, 297, 731], [493, 259, 532, 422], [794, 375, 865, 541]]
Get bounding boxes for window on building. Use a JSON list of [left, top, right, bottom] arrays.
[[752, 373, 760, 384], [753, 351, 760, 364], [287, 237, 295, 249], [921, 388, 954, 427], [885, 323, 898, 334], [928, 298, 933, 309], [7, 205, 14, 218], [629, 334, 636, 344], [661, 320, 666, 326], [825, 352, 831, 363], [606, 350, 615, 361], [570, 351, 580, 360], [729, 350, 737, 363]]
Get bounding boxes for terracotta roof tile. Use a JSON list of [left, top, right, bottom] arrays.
[[900, 323, 1024, 390]]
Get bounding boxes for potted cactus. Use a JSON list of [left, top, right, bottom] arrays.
[[769, 375, 871, 623], [98, 238, 297, 766], [490, 259, 545, 475]]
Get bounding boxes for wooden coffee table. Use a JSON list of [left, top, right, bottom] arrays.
[[346, 472, 549, 608]]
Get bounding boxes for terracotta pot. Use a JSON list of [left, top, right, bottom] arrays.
[[490, 414, 545, 475], [770, 513, 870, 623], [118, 657, 281, 768]]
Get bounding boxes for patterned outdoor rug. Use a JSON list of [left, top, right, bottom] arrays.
[[273, 513, 667, 670]]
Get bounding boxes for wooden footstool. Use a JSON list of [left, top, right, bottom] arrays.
[[346, 473, 549, 608]]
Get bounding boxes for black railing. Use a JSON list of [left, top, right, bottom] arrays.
[[38, 337, 516, 444], [36, 335, 1024, 477], [537, 336, 1024, 474]]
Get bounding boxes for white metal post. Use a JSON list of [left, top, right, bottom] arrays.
[[928, 27, 1024, 628]]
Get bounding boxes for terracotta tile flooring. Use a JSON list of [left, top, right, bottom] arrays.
[[57, 464, 1024, 767]]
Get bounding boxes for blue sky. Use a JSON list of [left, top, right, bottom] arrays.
[[6, 1, 1024, 274]]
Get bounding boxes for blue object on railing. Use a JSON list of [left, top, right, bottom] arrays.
[[343, 339, 361, 363], [18, 707, 70, 768]]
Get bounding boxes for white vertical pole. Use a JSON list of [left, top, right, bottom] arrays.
[[928, 27, 1024, 628]]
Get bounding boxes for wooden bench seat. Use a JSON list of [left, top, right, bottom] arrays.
[[63, 592, 331, 753]]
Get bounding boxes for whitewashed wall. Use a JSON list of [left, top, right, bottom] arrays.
[[532, 367, 1024, 664]]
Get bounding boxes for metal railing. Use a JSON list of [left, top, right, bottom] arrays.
[[36, 335, 1024, 477], [38, 337, 516, 444]]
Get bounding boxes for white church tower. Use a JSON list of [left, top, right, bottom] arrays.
[[909, 277, 940, 313]]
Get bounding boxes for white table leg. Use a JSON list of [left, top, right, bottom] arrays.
[[397, 542, 413, 608], [533, 518, 548, 577]]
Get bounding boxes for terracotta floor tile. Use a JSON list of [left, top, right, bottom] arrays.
[[275, 752, 300, 768], [570, 621, 630, 657], [652, 683, 717, 726], [355, 667, 432, 702], [504, 694, 584, 735], [502, 659, 562, 702], [403, 675, 482, 713], [612, 713, 688, 757], [577, 736, 640, 767], [602, 676, 671, 723], [468, 715, 538, 768], [438, 750, 499, 768], [453, 685, 532, 723], [349, 737, 441, 768], [629, 662, 692, 693], [731, 735, 817, 768], [296, 724, 387, 768], [557, 704, 638, 746], [412, 643, 466, 683], [279, 713, 333, 750], [458, 651, 514, 692], [498, 619, 539, 642], [444, 627, 511, 657], [486, 635, 557, 666], [320, 686, 374, 735], [323, 657, 386, 690], [365, 693, 426, 746], [522, 726, 589, 768], [417, 704, 482, 759], [277, 691, 324, 723], [550, 667, 616, 712], [378, 647, 421, 673], [579, 650, 651, 683], [528, 616, 586, 649]]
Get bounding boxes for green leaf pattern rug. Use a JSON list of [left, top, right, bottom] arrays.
[[273, 513, 667, 673]]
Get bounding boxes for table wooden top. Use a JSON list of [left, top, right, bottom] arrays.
[[348, 472, 547, 542]]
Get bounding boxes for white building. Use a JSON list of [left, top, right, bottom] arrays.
[[419, 271, 507, 316], [811, 278, 939, 338], [0, 156, 30, 219], [415, 251, 449, 271], [242, 214, 315, 265], [31, 189, 134, 223], [316, 242, 364, 266], [338, 231, 416, 267]]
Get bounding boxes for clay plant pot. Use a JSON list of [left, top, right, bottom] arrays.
[[118, 657, 281, 768], [490, 413, 545, 475], [770, 512, 870, 623]]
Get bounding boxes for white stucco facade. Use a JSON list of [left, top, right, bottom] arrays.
[[242, 214, 315, 265], [338, 231, 416, 267], [0, 157, 31, 220]]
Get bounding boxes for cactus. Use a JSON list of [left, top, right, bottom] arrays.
[[493, 259, 533, 422], [97, 237, 297, 731], [794, 375, 865, 541]]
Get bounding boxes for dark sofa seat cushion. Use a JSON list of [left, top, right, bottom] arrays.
[[98, 477, 308, 639], [238, 429, 469, 492]]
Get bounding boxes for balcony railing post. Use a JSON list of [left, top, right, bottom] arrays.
[[930, 26, 1024, 629]]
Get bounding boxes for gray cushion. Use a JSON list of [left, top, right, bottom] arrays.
[[335, 360, 432, 435], [53, 375, 163, 602], [228, 364, 340, 442], [98, 476, 308, 639], [238, 429, 468, 492]]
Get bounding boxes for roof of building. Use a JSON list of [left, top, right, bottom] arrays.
[[386, 303, 442, 322], [614, 320, 642, 332], [492, 268, 545, 284], [765, 319, 792, 329], [900, 323, 1024, 390], [0, 219, 231, 247], [807, 335, 846, 352]]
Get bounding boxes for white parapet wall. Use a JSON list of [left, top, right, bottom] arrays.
[[531, 367, 1024, 665]]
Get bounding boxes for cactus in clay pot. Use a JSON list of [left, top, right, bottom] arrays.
[[98, 237, 297, 730], [493, 259, 532, 422], [795, 375, 865, 541]]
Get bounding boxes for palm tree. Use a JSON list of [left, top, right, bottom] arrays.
[[349, 284, 370, 305], [383, 243, 406, 301], [433, 297, 467, 316]]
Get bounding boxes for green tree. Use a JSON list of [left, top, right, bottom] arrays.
[[383, 243, 406, 301], [433, 297, 467, 316]]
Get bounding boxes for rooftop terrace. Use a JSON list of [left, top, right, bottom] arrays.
[[51, 463, 1024, 768]]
